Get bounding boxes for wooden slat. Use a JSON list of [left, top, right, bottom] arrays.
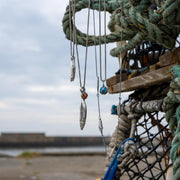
[[106, 74, 127, 87], [159, 48, 180, 67], [107, 48, 180, 94], [108, 64, 173, 94], [106, 69, 149, 87]]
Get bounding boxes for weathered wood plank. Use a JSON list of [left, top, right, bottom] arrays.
[[107, 48, 180, 94], [106, 74, 127, 87], [108, 64, 173, 94], [159, 48, 180, 67], [106, 68, 150, 87]]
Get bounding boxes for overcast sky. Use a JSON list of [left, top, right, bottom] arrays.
[[0, 0, 130, 136]]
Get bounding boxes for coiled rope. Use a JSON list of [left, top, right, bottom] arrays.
[[106, 100, 141, 178], [163, 65, 180, 180], [62, 0, 180, 57]]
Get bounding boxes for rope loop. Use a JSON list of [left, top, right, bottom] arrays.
[[164, 65, 180, 179], [63, 0, 180, 57], [117, 138, 137, 170]]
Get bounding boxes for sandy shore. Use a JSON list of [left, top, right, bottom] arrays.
[[0, 154, 169, 180], [0, 155, 106, 180]]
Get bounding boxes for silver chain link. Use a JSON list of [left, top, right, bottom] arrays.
[[119, 2, 123, 115], [71, 0, 82, 88], [112, 1, 124, 154], [69, 0, 73, 57], [83, 0, 91, 88], [72, 0, 90, 90], [99, 0, 107, 84], [93, 8, 107, 152], [72, 0, 75, 57]]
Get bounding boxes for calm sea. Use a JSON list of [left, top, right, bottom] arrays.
[[0, 146, 106, 157]]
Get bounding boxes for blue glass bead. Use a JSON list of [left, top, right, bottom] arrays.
[[100, 85, 107, 95]]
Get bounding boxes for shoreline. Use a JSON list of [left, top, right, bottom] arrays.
[[0, 155, 106, 180], [0, 146, 106, 157]]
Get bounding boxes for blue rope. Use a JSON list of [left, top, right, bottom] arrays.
[[103, 138, 136, 180], [111, 105, 117, 115]]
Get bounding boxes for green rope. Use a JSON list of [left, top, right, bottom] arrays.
[[62, 0, 180, 57], [164, 65, 180, 179]]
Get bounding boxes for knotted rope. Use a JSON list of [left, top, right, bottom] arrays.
[[62, 0, 180, 57], [103, 138, 136, 180], [106, 84, 170, 178], [106, 100, 140, 177], [163, 65, 180, 180]]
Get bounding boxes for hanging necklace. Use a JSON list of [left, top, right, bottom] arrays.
[[118, 4, 123, 115], [73, 0, 91, 130], [99, 0, 108, 95], [93, 8, 107, 152], [69, 0, 76, 82], [109, 2, 124, 158]]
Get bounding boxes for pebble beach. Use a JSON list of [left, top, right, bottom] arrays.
[[0, 155, 106, 180]]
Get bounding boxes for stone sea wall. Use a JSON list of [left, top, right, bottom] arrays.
[[0, 133, 110, 148]]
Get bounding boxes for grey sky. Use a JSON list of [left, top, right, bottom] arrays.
[[0, 0, 130, 136]]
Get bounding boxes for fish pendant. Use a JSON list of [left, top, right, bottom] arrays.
[[80, 99, 87, 130], [97, 78, 99, 92], [70, 56, 76, 82], [98, 118, 103, 134]]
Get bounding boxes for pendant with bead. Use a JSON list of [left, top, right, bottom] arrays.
[[80, 87, 88, 100], [100, 84, 107, 95]]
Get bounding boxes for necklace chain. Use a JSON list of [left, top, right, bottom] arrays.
[[83, 0, 91, 89], [72, 0, 90, 91], [99, 0, 107, 84], [119, 2, 123, 111], [72, 0, 76, 57], [93, 8, 107, 152], [69, 0, 73, 57], [71, 0, 82, 88], [71, 0, 83, 89], [116, 2, 123, 148]]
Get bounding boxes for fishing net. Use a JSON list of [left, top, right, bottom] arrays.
[[106, 83, 173, 180], [116, 112, 173, 180]]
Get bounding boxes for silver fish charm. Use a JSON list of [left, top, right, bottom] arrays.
[[70, 56, 76, 82], [97, 77, 99, 92], [80, 99, 87, 130], [98, 118, 103, 134]]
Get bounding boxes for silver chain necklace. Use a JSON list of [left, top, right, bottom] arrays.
[[71, 0, 91, 130], [109, 1, 124, 157], [117, 1, 123, 145], [69, 0, 76, 82], [99, 0, 108, 95], [93, 8, 107, 152]]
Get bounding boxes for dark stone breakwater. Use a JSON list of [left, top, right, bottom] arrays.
[[0, 133, 110, 148]]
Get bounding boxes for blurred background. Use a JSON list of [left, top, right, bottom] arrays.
[[0, 0, 132, 179], [0, 0, 130, 136]]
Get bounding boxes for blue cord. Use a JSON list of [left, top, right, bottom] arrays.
[[111, 105, 117, 115], [103, 138, 135, 180]]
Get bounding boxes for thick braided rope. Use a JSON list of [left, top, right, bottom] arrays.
[[62, 0, 180, 57], [62, 0, 130, 46], [106, 100, 141, 173], [163, 65, 180, 179], [109, 0, 180, 56], [106, 113, 131, 168], [117, 101, 139, 170]]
